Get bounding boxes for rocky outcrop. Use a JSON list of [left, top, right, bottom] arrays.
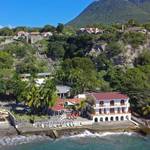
[[88, 38, 150, 67]]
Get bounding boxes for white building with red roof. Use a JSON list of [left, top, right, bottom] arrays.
[[89, 92, 131, 123], [50, 98, 82, 116], [17, 31, 29, 37]]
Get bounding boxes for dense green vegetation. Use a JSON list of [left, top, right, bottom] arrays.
[[123, 32, 146, 48], [0, 22, 150, 118], [0, 24, 64, 36], [0, 42, 49, 74], [19, 77, 57, 114]]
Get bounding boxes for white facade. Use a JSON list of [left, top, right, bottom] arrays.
[[0, 109, 10, 127], [75, 94, 86, 99], [79, 28, 104, 34], [42, 32, 53, 37], [92, 97, 131, 123]]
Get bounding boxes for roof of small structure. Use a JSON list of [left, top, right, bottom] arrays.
[[51, 105, 65, 111], [57, 98, 81, 105], [20, 73, 51, 78], [51, 98, 82, 111], [56, 85, 71, 94]]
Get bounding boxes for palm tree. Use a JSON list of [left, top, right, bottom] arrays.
[[39, 78, 57, 113], [142, 105, 150, 118], [19, 75, 41, 114], [20, 76, 58, 115], [26, 82, 40, 114], [76, 100, 87, 117]]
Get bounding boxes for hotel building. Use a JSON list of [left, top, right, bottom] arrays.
[[89, 92, 131, 123]]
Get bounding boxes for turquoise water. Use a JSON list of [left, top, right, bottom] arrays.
[[1, 132, 150, 150]]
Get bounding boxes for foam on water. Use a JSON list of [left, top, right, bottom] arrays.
[[0, 135, 49, 147], [0, 131, 140, 147], [67, 130, 137, 139]]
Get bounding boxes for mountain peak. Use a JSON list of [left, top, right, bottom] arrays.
[[68, 0, 150, 27]]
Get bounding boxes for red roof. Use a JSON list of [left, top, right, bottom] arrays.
[[64, 98, 81, 104], [56, 98, 81, 105], [51, 105, 64, 111], [51, 98, 82, 111], [90, 92, 129, 101]]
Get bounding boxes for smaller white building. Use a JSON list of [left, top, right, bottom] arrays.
[[17, 31, 29, 37], [79, 28, 104, 34], [41, 32, 53, 38], [89, 92, 131, 123], [0, 109, 10, 128]]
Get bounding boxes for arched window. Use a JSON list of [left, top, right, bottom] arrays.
[[126, 115, 129, 120], [95, 118, 98, 123], [121, 116, 124, 121], [110, 100, 114, 106], [121, 100, 125, 105], [100, 118, 103, 122], [116, 116, 119, 121], [100, 101, 104, 106], [105, 117, 109, 121], [110, 117, 114, 121]]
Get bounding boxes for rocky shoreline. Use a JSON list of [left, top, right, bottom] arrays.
[[0, 122, 149, 140], [0, 127, 141, 139], [0, 124, 150, 147]]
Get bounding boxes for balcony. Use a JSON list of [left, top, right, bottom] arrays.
[[94, 103, 130, 109], [92, 111, 131, 116]]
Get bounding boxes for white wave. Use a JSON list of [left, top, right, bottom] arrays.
[[66, 130, 137, 139], [0, 131, 138, 147], [0, 135, 48, 147]]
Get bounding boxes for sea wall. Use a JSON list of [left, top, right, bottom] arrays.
[[18, 125, 139, 139], [1, 123, 150, 139]]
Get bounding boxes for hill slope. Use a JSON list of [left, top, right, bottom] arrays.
[[68, 0, 150, 27]]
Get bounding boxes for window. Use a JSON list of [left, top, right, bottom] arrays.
[[126, 115, 129, 120], [110, 100, 114, 106], [99, 109, 102, 114], [95, 118, 98, 123], [110, 108, 115, 113], [118, 108, 120, 113], [100, 118, 103, 122], [105, 117, 109, 121], [121, 116, 124, 121], [116, 116, 119, 121], [121, 100, 125, 105], [100, 101, 104, 106], [122, 107, 125, 113], [110, 117, 114, 121]]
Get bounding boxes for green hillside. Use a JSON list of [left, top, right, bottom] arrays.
[[68, 0, 150, 27]]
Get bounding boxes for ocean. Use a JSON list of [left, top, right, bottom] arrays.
[[0, 131, 150, 150]]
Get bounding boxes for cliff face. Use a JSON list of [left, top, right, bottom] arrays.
[[87, 32, 150, 67], [68, 0, 150, 27]]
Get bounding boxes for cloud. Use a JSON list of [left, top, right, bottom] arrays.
[[7, 25, 14, 29], [0, 25, 14, 29], [0, 25, 4, 29]]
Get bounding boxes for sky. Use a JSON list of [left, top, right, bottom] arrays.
[[0, 0, 93, 27]]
